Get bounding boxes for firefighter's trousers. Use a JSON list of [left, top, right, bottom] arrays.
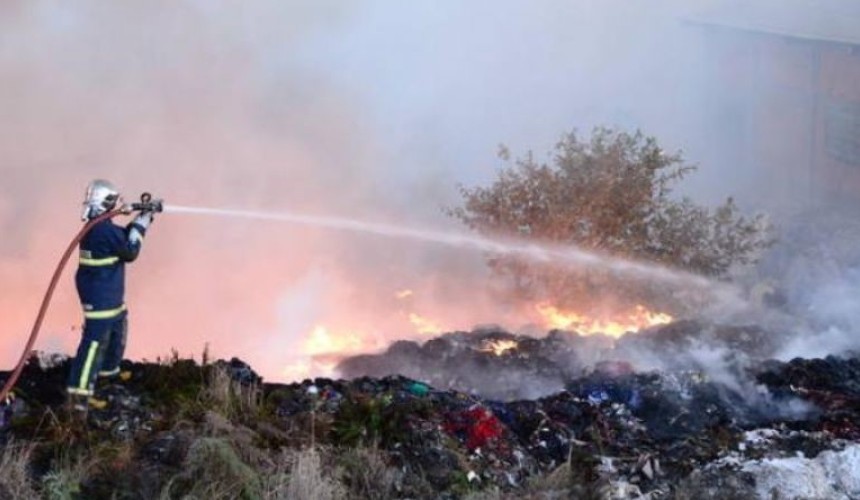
[[67, 311, 128, 397]]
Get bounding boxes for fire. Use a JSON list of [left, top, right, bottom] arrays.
[[282, 356, 341, 382], [285, 325, 380, 380], [479, 339, 519, 356], [536, 303, 673, 338], [395, 289, 448, 335], [304, 325, 366, 356], [409, 313, 444, 335]]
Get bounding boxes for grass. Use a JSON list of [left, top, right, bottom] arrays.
[[265, 445, 399, 500], [136, 350, 206, 413], [134, 349, 266, 432], [337, 446, 399, 500], [331, 393, 433, 448], [4, 351, 602, 499], [260, 449, 292, 499], [40, 452, 87, 500], [284, 447, 345, 500], [0, 440, 39, 499], [202, 363, 262, 422], [162, 437, 263, 500]]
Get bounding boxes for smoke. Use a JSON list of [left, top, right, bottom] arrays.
[[763, 209, 860, 360], [0, 0, 510, 381], [2, 1, 858, 383], [0, 1, 408, 379]]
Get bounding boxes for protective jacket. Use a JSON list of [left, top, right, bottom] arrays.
[[75, 218, 147, 316]]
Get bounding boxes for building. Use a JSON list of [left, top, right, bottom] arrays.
[[688, 1, 860, 209]]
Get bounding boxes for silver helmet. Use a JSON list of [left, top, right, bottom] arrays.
[[81, 179, 121, 221]]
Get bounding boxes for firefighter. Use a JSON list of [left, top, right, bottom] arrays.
[[66, 179, 155, 410]]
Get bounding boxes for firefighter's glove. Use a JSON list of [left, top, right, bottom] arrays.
[[133, 210, 154, 229]]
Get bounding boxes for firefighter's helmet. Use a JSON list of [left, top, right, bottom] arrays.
[[81, 179, 122, 221]]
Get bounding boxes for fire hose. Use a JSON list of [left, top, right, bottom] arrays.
[[0, 193, 162, 404]]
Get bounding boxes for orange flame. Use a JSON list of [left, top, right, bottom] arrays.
[[282, 356, 342, 382], [479, 339, 519, 356], [536, 303, 672, 338], [408, 313, 444, 335], [304, 325, 366, 356], [284, 325, 380, 380]]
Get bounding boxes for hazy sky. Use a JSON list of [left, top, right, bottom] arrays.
[[288, 0, 705, 196]]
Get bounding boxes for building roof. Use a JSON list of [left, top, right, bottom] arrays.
[[685, 0, 860, 47]]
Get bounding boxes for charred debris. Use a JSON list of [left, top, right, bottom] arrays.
[[3, 323, 860, 499]]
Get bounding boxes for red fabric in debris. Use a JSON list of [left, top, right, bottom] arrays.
[[444, 406, 504, 450]]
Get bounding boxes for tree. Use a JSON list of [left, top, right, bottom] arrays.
[[448, 127, 773, 313]]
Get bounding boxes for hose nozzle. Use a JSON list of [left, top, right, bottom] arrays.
[[130, 192, 164, 214]]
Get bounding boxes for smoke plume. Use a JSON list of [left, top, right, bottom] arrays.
[[1, 1, 858, 383]]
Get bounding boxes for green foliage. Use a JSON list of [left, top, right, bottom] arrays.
[[135, 352, 205, 413], [448, 470, 481, 496], [262, 388, 292, 416], [41, 455, 85, 500], [449, 127, 773, 311], [42, 472, 81, 500], [132, 353, 264, 427], [332, 395, 433, 448], [332, 397, 384, 447]]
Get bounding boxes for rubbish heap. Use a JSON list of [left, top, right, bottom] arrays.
[[3, 325, 860, 498]]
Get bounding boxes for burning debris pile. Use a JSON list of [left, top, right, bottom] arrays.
[[339, 328, 585, 400], [3, 326, 860, 499], [337, 320, 780, 401]]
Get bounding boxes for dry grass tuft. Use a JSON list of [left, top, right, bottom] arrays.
[[338, 446, 399, 500], [41, 452, 88, 500], [260, 448, 293, 499], [284, 447, 345, 500], [203, 363, 262, 421], [161, 437, 262, 500], [0, 441, 38, 499]]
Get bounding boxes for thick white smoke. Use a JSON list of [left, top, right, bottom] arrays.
[[1, 1, 858, 383]]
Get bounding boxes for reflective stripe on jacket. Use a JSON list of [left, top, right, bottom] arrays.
[[76, 219, 146, 311]]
